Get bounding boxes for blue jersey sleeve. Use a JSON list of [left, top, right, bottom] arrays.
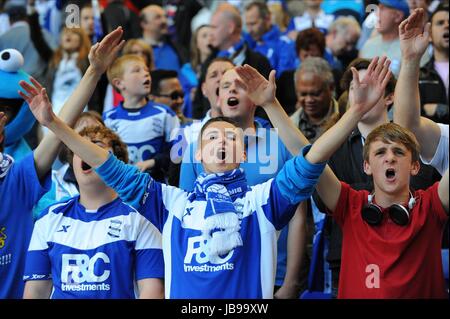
[[95, 153, 187, 231], [135, 216, 164, 280], [95, 153, 154, 210], [23, 250, 52, 281], [275, 145, 326, 205], [135, 249, 164, 280], [24, 215, 52, 281]]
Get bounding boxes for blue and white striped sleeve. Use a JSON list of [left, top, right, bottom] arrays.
[[275, 144, 326, 205], [95, 153, 154, 210], [134, 215, 164, 280]]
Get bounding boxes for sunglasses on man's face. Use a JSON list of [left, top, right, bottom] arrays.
[[157, 90, 184, 100]]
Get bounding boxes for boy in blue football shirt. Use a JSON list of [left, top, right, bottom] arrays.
[[103, 54, 180, 182], [22, 124, 164, 299]]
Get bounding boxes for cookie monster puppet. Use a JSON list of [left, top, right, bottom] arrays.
[[0, 49, 35, 160]]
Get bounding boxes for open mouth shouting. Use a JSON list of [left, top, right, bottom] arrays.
[[385, 168, 396, 182], [227, 97, 239, 107], [216, 148, 227, 162], [81, 161, 93, 173]]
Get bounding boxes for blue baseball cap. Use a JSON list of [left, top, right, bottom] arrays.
[[378, 0, 410, 18]]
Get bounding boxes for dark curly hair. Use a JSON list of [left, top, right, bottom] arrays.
[[295, 28, 326, 57]]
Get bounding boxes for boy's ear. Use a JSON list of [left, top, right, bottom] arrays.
[[216, 95, 222, 110], [363, 160, 372, 176], [195, 147, 202, 162], [139, 18, 147, 31], [112, 78, 124, 92], [384, 92, 394, 108], [240, 150, 247, 163], [394, 11, 405, 24], [201, 82, 207, 97], [410, 160, 421, 176]]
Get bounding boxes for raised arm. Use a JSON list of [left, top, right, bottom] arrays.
[[18, 27, 125, 179], [26, 99, 109, 168], [307, 57, 391, 163], [311, 56, 392, 212], [394, 8, 441, 162], [234, 65, 309, 155], [25, 71, 155, 210]]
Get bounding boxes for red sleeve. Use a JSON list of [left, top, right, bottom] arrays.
[[330, 182, 351, 226], [331, 182, 367, 227], [428, 182, 449, 225]]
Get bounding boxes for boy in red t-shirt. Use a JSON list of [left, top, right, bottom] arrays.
[[233, 23, 448, 297], [329, 122, 448, 298]]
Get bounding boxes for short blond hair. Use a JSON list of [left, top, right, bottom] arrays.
[[363, 123, 420, 163], [107, 54, 147, 92]]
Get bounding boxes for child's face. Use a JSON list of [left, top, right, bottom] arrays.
[[73, 135, 112, 187], [196, 121, 246, 174], [364, 139, 420, 196], [218, 70, 255, 122], [116, 60, 151, 98]]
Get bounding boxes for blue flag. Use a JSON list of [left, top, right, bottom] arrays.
[[92, 0, 104, 43]]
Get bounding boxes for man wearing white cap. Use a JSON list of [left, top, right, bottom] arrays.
[[360, 0, 410, 76]]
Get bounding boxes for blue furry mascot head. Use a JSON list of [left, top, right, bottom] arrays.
[[0, 49, 35, 160]]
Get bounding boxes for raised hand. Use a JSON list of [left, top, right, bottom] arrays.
[[349, 56, 392, 114], [399, 8, 430, 62], [234, 64, 277, 107], [18, 77, 55, 127], [89, 27, 126, 74]]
